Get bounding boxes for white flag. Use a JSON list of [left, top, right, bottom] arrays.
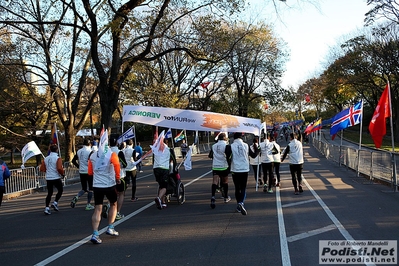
[[150, 130, 166, 156], [21, 141, 42, 166], [260, 122, 267, 132], [95, 129, 112, 170], [183, 146, 193, 171]]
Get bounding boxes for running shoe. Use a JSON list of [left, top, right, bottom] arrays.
[[238, 202, 247, 215], [106, 227, 119, 236], [85, 204, 95, 211], [267, 188, 273, 194], [210, 197, 216, 209], [275, 182, 280, 187], [294, 188, 299, 195], [102, 204, 109, 218], [224, 196, 231, 203], [115, 212, 124, 220], [44, 207, 51, 215], [299, 185, 303, 193], [131, 197, 139, 202], [236, 206, 241, 213], [90, 234, 102, 244], [161, 203, 167, 209], [263, 184, 267, 192], [51, 202, 59, 211], [70, 196, 78, 208], [154, 197, 162, 210]]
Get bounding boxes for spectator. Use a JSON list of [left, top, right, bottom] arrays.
[[134, 142, 143, 172], [180, 139, 188, 159], [0, 158, 11, 207]]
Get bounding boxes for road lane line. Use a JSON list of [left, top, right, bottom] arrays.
[[276, 187, 292, 266], [34, 170, 211, 266], [287, 224, 336, 242], [302, 178, 376, 266], [282, 198, 317, 208]]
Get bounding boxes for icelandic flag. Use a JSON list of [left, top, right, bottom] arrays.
[[117, 126, 135, 144], [330, 101, 363, 139]]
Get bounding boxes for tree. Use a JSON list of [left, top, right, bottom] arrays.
[[221, 22, 288, 117]]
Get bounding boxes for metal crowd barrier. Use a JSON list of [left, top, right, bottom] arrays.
[[312, 137, 397, 188], [4, 162, 80, 199], [4, 144, 213, 200]]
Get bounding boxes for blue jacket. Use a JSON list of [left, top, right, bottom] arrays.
[[0, 160, 11, 186]]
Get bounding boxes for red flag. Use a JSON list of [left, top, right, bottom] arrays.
[[200, 82, 210, 89], [369, 84, 391, 148]]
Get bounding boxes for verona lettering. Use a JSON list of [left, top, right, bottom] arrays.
[[164, 116, 196, 123], [128, 110, 161, 119]]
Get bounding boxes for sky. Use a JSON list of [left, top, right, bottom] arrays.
[[247, 0, 371, 89]]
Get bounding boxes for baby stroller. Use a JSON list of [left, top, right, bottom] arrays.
[[163, 171, 185, 205]]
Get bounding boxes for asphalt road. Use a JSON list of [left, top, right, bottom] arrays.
[[1, 142, 399, 266]]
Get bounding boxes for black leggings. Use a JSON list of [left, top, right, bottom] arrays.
[[45, 179, 63, 207], [232, 172, 248, 204], [126, 170, 138, 198], [261, 162, 274, 189], [289, 164, 303, 189], [274, 162, 281, 183]]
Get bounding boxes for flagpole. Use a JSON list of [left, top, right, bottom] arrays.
[[54, 123, 61, 159], [121, 120, 124, 144], [357, 100, 364, 177], [386, 81, 397, 192], [133, 126, 137, 147]]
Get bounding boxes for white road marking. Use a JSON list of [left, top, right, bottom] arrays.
[[34, 171, 212, 266], [276, 187, 292, 266], [287, 224, 337, 242], [282, 198, 317, 208]]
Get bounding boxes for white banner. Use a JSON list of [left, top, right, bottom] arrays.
[[21, 141, 42, 166], [123, 106, 261, 135]]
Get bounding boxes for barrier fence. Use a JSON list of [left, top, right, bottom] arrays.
[[3, 144, 210, 200], [312, 136, 397, 190], [6, 136, 396, 200]]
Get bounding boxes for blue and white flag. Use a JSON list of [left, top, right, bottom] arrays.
[[117, 126, 135, 144], [330, 100, 363, 139], [165, 128, 173, 139]]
